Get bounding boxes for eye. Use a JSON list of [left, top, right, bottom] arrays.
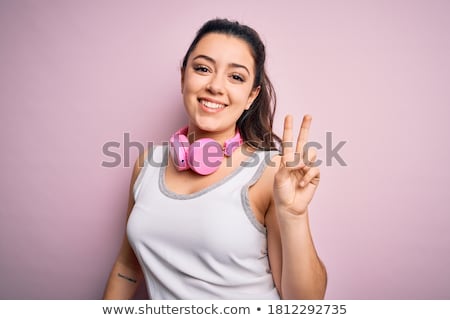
[[193, 65, 210, 73], [231, 73, 245, 82]]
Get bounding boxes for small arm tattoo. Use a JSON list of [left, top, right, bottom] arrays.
[[117, 273, 137, 283]]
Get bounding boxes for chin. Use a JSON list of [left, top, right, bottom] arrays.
[[191, 120, 222, 133]]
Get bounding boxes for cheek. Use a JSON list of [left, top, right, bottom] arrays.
[[182, 75, 194, 93], [183, 72, 206, 92], [231, 86, 254, 104]]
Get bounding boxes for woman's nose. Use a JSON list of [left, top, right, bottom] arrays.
[[206, 74, 225, 94]]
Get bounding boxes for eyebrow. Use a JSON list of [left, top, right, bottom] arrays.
[[192, 54, 251, 76]]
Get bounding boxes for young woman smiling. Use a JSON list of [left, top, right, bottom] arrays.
[[103, 18, 327, 300]]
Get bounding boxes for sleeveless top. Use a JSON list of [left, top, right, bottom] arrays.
[[127, 145, 281, 299]]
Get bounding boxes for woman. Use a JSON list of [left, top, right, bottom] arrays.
[[103, 18, 327, 299]]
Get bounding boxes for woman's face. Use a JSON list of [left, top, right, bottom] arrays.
[[181, 33, 260, 137]]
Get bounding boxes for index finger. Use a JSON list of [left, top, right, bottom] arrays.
[[296, 114, 312, 154]]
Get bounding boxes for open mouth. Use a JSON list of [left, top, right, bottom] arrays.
[[199, 99, 227, 110]]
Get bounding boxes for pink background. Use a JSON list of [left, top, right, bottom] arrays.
[[1, 0, 449, 299]]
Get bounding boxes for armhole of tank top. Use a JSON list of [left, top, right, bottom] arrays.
[[133, 145, 164, 201], [241, 150, 280, 234]]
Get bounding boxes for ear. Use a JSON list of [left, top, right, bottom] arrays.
[[180, 68, 185, 93], [245, 86, 261, 110]]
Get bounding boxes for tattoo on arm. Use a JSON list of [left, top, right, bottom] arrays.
[[117, 273, 137, 283]]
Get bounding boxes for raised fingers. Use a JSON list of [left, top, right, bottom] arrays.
[[296, 114, 312, 154], [282, 114, 314, 168]]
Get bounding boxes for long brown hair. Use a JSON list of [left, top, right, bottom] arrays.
[[181, 18, 281, 150]]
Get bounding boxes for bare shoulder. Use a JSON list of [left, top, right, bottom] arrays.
[[132, 149, 150, 180], [253, 151, 281, 192], [247, 150, 281, 225], [129, 147, 157, 194]]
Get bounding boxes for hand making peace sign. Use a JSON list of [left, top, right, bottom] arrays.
[[273, 115, 320, 215]]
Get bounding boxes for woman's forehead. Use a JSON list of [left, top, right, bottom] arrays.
[[190, 33, 255, 69]]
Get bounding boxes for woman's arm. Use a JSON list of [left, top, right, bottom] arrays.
[[103, 152, 147, 299], [266, 203, 327, 299], [102, 238, 144, 299], [266, 115, 327, 299]]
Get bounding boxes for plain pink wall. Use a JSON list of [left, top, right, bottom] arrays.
[[1, 0, 449, 299]]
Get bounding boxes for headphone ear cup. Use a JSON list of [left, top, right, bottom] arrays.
[[169, 133, 190, 171], [188, 138, 224, 175]]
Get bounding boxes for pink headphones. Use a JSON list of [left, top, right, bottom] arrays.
[[169, 126, 243, 175]]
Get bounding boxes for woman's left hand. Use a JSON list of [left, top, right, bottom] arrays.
[[273, 115, 320, 215]]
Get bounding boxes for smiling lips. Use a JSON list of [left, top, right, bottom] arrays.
[[199, 99, 227, 112]]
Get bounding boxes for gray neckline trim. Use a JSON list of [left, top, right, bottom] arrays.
[[159, 145, 262, 200]]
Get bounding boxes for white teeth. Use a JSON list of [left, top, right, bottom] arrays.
[[201, 100, 225, 109]]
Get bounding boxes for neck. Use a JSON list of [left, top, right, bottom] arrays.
[[187, 125, 238, 146]]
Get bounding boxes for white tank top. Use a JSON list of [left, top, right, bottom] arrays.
[[127, 145, 281, 299]]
